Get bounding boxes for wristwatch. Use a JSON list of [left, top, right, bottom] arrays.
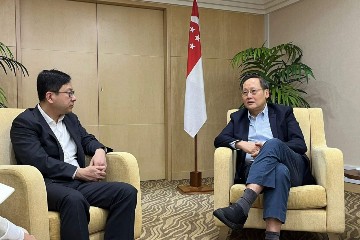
[[100, 146, 108, 154]]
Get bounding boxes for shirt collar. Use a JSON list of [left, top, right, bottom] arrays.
[[248, 104, 268, 120], [37, 104, 65, 124]]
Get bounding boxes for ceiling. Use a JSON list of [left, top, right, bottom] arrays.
[[141, 0, 300, 14]]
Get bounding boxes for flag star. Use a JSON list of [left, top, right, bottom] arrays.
[[195, 35, 200, 41], [189, 43, 195, 49], [190, 27, 195, 33]]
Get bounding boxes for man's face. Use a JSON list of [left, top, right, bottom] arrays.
[[241, 78, 269, 116], [51, 83, 76, 115]]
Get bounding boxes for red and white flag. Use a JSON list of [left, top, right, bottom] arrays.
[[184, 0, 207, 138]]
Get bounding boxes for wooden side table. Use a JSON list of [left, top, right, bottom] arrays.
[[344, 169, 360, 180]]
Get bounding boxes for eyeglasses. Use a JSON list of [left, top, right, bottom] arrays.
[[55, 90, 75, 98], [241, 89, 263, 96]]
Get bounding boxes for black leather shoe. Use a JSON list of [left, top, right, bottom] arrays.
[[213, 204, 248, 230]]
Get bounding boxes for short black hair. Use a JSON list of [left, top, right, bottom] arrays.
[[240, 73, 269, 90], [37, 69, 71, 102]]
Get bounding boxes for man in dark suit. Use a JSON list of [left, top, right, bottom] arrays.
[[213, 74, 314, 240], [10, 69, 137, 240]]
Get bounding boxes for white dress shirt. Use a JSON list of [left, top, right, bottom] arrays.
[[0, 216, 26, 240], [230, 105, 274, 162], [37, 105, 79, 170]]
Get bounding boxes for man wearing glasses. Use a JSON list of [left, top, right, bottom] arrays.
[[10, 69, 137, 240], [213, 74, 315, 240]]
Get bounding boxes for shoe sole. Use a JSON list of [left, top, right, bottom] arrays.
[[213, 209, 244, 230]]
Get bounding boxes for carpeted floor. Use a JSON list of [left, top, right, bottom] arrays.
[[139, 178, 360, 240]]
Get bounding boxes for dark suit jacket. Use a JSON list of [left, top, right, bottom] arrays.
[[214, 103, 315, 185], [10, 106, 105, 182]]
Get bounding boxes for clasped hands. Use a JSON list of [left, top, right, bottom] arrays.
[[75, 148, 107, 182], [235, 141, 264, 158]]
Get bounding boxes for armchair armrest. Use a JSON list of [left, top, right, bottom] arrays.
[[0, 165, 49, 240], [105, 152, 142, 237], [311, 146, 345, 232], [214, 147, 234, 226]]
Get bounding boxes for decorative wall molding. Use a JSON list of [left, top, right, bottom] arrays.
[[140, 0, 300, 14]]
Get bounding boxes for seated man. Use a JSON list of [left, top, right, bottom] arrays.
[[10, 69, 137, 240], [213, 74, 315, 240]]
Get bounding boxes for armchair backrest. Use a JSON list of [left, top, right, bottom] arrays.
[[0, 108, 25, 165], [226, 108, 327, 161]]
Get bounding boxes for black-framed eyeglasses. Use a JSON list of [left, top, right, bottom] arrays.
[[54, 90, 75, 98], [241, 89, 263, 96]]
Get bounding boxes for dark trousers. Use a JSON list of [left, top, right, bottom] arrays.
[[46, 180, 137, 240], [245, 138, 306, 223]]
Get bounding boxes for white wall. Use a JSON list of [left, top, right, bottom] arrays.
[[269, 0, 360, 167]]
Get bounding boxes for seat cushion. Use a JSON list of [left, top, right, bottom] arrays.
[[48, 207, 108, 240], [230, 184, 327, 209]]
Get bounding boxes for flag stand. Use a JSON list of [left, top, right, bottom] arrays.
[[177, 135, 213, 194], [178, 0, 212, 194]]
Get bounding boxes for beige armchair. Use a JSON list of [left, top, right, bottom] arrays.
[[214, 108, 345, 238], [0, 108, 142, 240]]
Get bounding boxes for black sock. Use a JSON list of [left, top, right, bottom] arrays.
[[265, 231, 280, 240], [235, 188, 258, 215]]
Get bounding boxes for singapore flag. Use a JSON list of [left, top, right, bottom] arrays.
[[184, 0, 207, 138]]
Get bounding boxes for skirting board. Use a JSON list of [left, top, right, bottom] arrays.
[[344, 164, 360, 185]]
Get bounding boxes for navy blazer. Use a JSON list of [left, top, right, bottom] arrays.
[[214, 103, 315, 185], [10, 106, 105, 182]]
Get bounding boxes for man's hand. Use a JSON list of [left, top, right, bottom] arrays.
[[75, 166, 106, 182], [90, 148, 107, 170], [236, 141, 263, 157], [24, 233, 37, 240], [251, 142, 264, 158]]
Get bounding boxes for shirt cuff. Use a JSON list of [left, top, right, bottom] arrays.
[[72, 168, 78, 179], [229, 140, 240, 150]]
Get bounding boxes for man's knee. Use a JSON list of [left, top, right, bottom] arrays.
[[124, 183, 138, 199], [264, 138, 284, 148], [63, 191, 89, 207], [276, 164, 290, 179], [113, 182, 138, 203]]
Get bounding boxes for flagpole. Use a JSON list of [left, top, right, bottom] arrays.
[[177, 0, 212, 194], [190, 134, 201, 187]]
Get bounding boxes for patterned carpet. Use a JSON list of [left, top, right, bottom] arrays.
[[139, 178, 360, 240]]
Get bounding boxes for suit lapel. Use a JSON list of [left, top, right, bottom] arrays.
[[33, 106, 65, 161], [268, 105, 278, 138], [63, 116, 82, 149], [238, 109, 250, 141], [33, 106, 57, 139]]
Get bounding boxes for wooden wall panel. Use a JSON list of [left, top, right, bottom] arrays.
[[20, 0, 97, 53], [98, 54, 164, 124], [98, 4, 164, 56], [19, 0, 98, 126], [0, 0, 16, 47], [97, 4, 165, 180], [99, 125, 165, 180]]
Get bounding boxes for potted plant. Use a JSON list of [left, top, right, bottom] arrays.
[[0, 42, 28, 107], [231, 42, 315, 107]]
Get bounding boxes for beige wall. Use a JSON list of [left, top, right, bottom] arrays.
[[0, 0, 17, 107], [268, 0, 360, 167], [1, 0, 264, 180]]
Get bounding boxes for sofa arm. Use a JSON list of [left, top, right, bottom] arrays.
[[311, 146, 345, 233], [0, 165, 49, 240], [214, 148, 234, 217], [105, 152, 142, 238]]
